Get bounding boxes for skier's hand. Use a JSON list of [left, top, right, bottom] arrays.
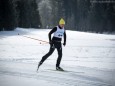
[[63, 42, 66, 46], [49, 41, 52, 45]]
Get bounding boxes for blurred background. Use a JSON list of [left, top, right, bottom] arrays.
[[0, 0, 115, 33]]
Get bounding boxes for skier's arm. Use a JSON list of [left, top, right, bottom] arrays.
[[63, 31, 66, 46], [48, 27, 57, 43]]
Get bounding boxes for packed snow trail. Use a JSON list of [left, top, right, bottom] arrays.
[[0, 60, 111, 86], [0, 28, 115, 86]]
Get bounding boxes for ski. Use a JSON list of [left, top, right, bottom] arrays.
[[36, 62, 42, 72], [36, 63, 40, 72], [36, 67, 39, 72], [46, 69, 84, 74], [47, 69, 66, 72]]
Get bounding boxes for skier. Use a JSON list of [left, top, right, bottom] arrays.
[[37, 18, 66, 71]]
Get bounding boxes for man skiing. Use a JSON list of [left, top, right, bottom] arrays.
[[37, 18, 66, 71]]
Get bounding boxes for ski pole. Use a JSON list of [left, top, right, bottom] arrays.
[[22, 35, 49, 44]]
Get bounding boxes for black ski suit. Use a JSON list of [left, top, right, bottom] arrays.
[[40, 25, 66, 67]]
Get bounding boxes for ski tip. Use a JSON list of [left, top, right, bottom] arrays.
[[36, 70, 38, 73], [36, 68, 39, 73]]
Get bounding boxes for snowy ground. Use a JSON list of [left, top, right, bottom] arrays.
[[0, 28, 115, 86]]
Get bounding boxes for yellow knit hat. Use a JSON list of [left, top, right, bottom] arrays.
[[59, 18, 65, 25]]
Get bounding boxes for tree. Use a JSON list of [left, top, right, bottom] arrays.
[[38, 0, 51, 28], [106, 3, 115, 32], [30, 0, 42, 28], [0, 0, 3, 31], [16, 0, 41, 28], [0, 0, 17, 31], [37, 0, 115, 33]]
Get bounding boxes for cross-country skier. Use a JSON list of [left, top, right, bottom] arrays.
[[37, 18, 66, 71]]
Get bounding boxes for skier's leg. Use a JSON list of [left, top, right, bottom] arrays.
[[37, 45, 55, 71], [56, 47, 62, 67], [39, 44, 55, 66]]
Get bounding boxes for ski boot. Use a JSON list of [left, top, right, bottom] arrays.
[[56, 66, 64, 71], [37, 61, 42, 72]]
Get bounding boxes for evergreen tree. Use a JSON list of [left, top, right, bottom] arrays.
[[0, 0, 3, 31], [0, 0, 17, 31], [16, 0, 41, 28], [45, 0, 115, 33], [106, 3, 115, 32], [31, 0, 41, 28]]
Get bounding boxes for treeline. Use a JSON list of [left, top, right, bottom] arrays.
[[0, 0, 41, 31], [39, 0, 115, 33], [0, 0, 115, 33]]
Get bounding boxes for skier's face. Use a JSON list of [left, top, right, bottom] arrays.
[[59, 24, 64, 28]]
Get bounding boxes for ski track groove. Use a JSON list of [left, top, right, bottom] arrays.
[[0, 70, 110, 86], [0, 60, 111, 86], [0, 55, 113, 86]]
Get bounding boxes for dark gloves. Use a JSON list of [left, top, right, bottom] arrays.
[[63, 42, 66, 46], [49, 41, 52, 45]]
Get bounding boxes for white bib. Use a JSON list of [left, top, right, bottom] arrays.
[[53, 26, 65, 38]]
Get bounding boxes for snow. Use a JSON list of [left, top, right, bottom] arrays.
[[0, 28, 115, 86]]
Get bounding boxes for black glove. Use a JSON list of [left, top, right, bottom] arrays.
[[63, 42, 66, 46], [49, 41, 52, 45]]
